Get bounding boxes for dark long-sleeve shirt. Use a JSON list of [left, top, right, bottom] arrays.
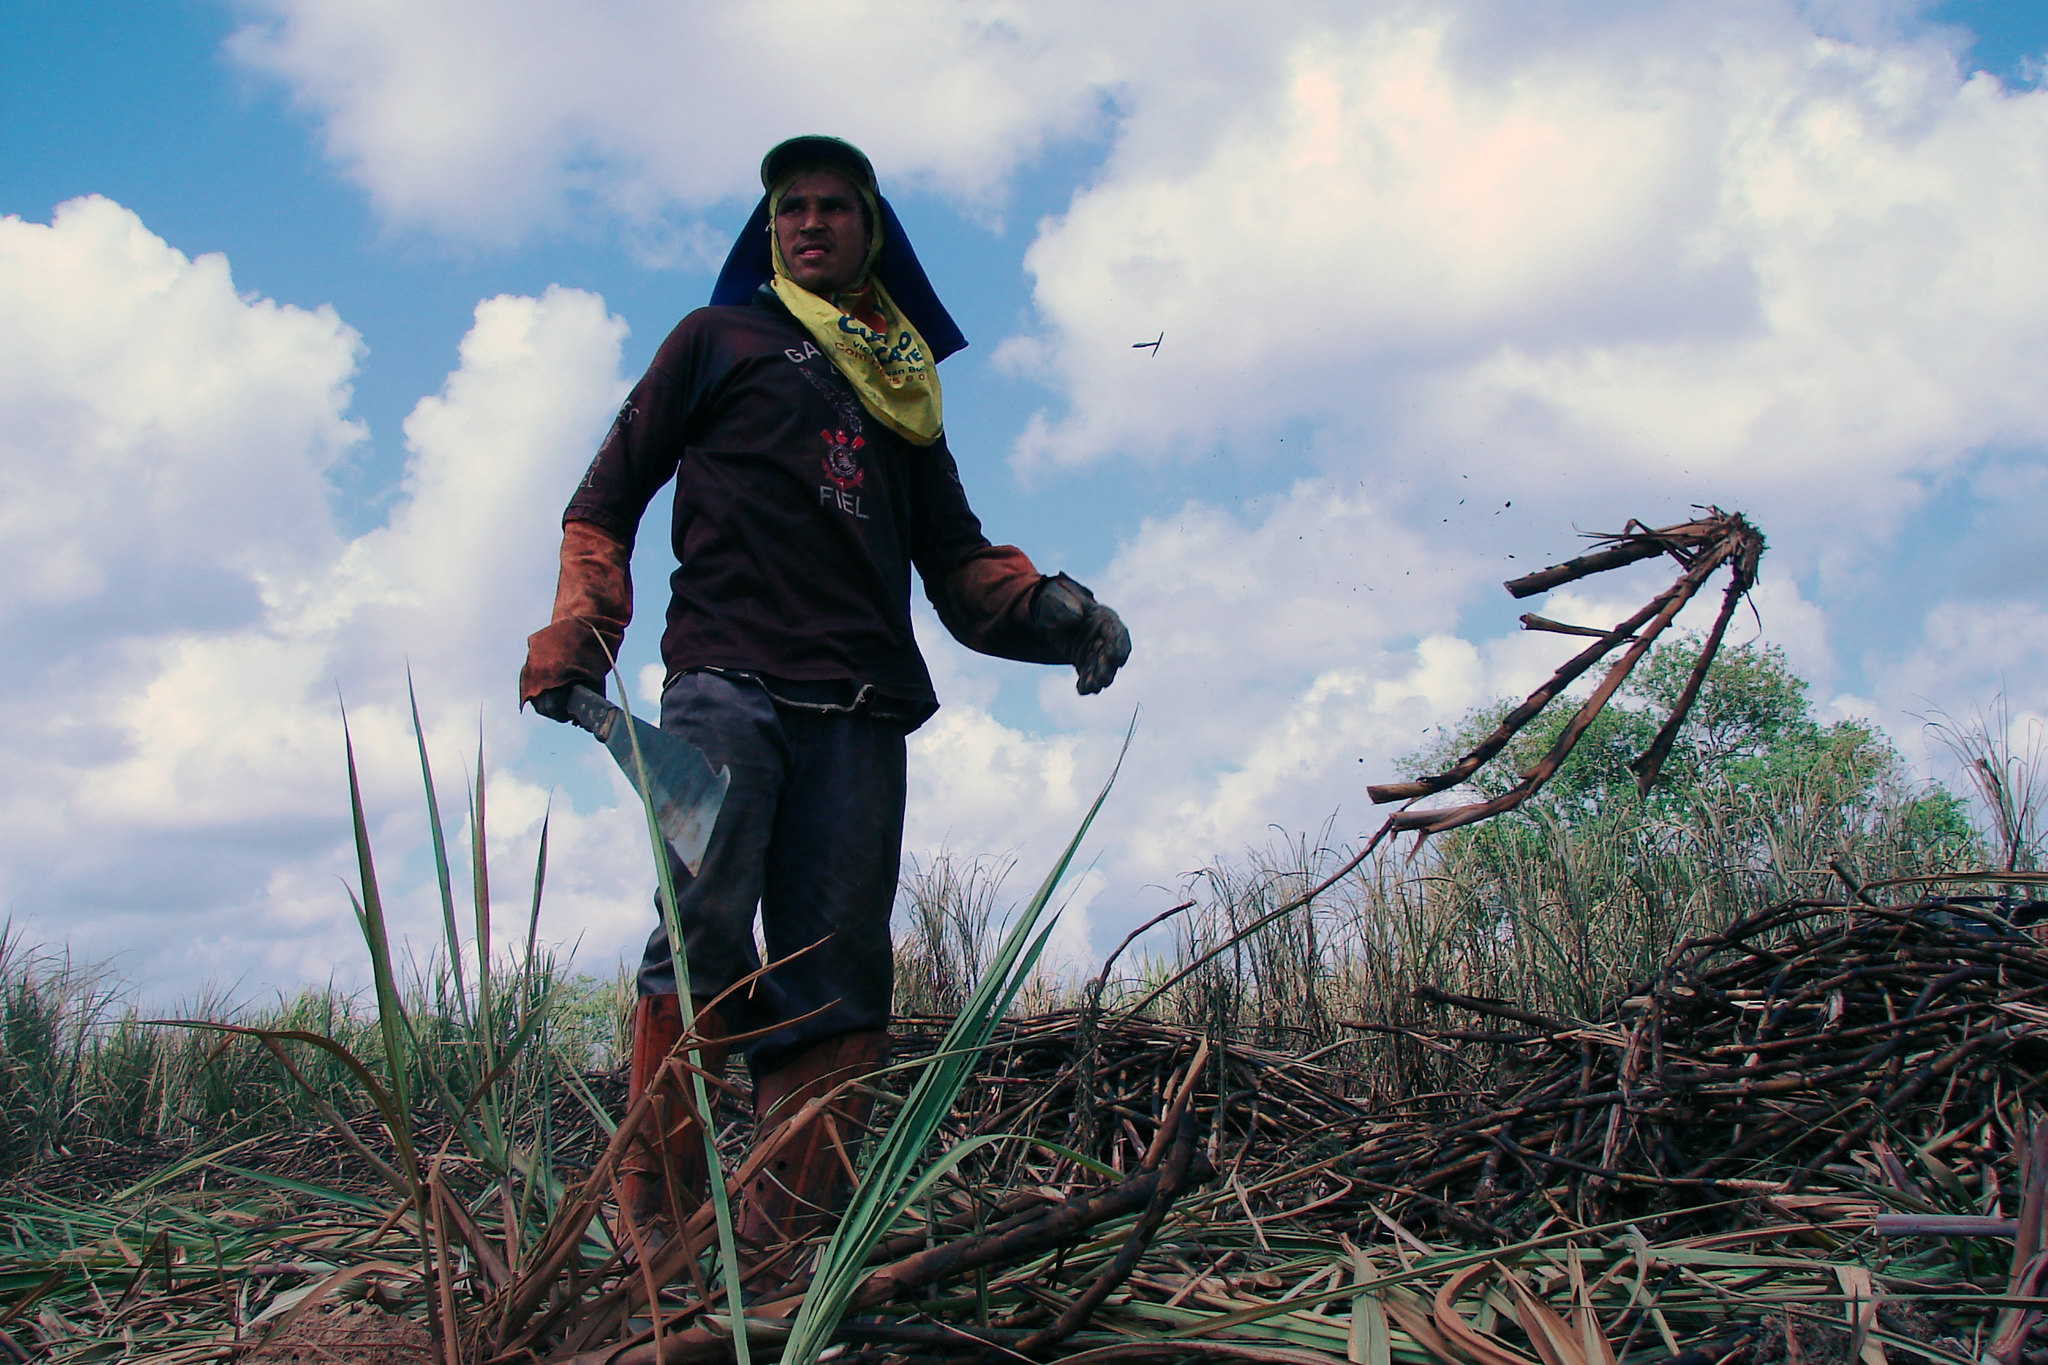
[[554, 290, 1052, 727]]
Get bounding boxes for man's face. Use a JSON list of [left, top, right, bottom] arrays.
[[775, 170, 870, 295]]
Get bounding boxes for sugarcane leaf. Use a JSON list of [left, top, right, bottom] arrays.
[[778, 724, 1132, 1364], [407, 670, 468, 1025]]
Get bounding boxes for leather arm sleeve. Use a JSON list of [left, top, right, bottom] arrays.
[[518, 518, 634, 708], [926, 544, 1066, 665]]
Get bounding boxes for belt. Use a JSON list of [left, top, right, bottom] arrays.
[[685, 668, 927, 726]]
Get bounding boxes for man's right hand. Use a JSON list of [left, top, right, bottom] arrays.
[[530, 683, 580, 723], [520, 520, 634, 719]]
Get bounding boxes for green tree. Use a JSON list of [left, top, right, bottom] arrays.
[[1391, 637, 1977, 1017], [1407, 637, 1970, 854]]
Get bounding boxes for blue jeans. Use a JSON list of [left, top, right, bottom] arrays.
[[636, 670, 905, 1077]]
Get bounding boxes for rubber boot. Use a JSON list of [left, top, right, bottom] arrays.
[[618, 994, 729, 1234], [736, 1029, 891, 1301]]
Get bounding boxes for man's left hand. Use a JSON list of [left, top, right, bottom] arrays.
[[1032, 574, 1132, 695], [1074, 600, 1131, 694]]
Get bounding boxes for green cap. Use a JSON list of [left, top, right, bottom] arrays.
[[760, 135, 877, 194]]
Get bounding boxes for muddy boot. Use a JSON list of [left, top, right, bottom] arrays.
[[736, 1030, 891, 1304], [618, 994, 729, 1237]]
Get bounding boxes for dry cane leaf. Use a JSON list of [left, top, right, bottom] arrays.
[[1834, 1264, 1885, 1365], [1433, 1263, 1543, 1365], [1567, 1246, 1618, 1365], [1503, 1267, 1590, 1365], [1344, 1240, 1391, 1365]]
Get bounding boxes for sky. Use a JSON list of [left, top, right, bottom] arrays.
[[4, 0, 2048, 1004]]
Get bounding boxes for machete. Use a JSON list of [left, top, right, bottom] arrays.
[[564, 683, 730, 876]]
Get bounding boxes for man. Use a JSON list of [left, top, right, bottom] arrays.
[[518, 136, 1130, 1271]]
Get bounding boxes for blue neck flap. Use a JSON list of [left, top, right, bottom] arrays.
[[708, 193, 969, 363]]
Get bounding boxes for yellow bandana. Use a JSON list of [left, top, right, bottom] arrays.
[[768, 178, 944, 446]]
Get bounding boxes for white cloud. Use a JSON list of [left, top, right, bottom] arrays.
[[219, 1, 2048, 565], [980, 5, 2048, 909], [0, 196, 359, 612], [0, 198, 365, 960], [1142, 635, 1486, 862], [221, 1, 2048, 647], [902, 480, 1518, 918], [225, 0, 1134, 242], [0, 197, 653, 997], [1005, 11, 2048, 562], [1065, 480, 1480, 770], [19, 1, 2048, 997], [1876, 600, 2048, 725]]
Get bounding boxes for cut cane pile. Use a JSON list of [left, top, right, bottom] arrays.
[[895, 899, 2048, 1244], [10, 897, 2048, 1365], [615, 897, 2042, 1365]]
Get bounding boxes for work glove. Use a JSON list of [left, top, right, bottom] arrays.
[[530, 683, 579, 723], [520, 520, 631, 719], [1031, 573, 1131, 695]]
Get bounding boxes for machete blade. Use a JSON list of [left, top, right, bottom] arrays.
[[565, 685, 729, 875]]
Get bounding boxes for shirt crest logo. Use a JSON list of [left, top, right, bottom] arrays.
[[821, 429, 865, 490]]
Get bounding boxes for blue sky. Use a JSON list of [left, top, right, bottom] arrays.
[[4, 0, 2048, 1000]]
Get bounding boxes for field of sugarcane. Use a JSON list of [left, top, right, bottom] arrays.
[[8, 514, 2048, 1365]]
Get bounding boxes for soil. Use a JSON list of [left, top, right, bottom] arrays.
[[239, 1304, 435, 1365], [1745, 1302, 1960, 1365]]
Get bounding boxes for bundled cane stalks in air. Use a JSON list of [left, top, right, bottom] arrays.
[[15, 508, 2048, 1364], [1369, 508, 1766, 834]]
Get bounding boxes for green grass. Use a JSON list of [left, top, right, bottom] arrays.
[[0, 928, 629, 1185], [0, 691, 1994, 1188]]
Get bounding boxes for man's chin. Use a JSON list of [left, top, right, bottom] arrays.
[[791, 269, 850, 294]]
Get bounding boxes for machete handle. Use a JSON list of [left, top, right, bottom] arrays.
[[565, 684, 619, 742]]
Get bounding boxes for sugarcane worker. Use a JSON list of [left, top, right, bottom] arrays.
[[517, 135, 1130, 1272]]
